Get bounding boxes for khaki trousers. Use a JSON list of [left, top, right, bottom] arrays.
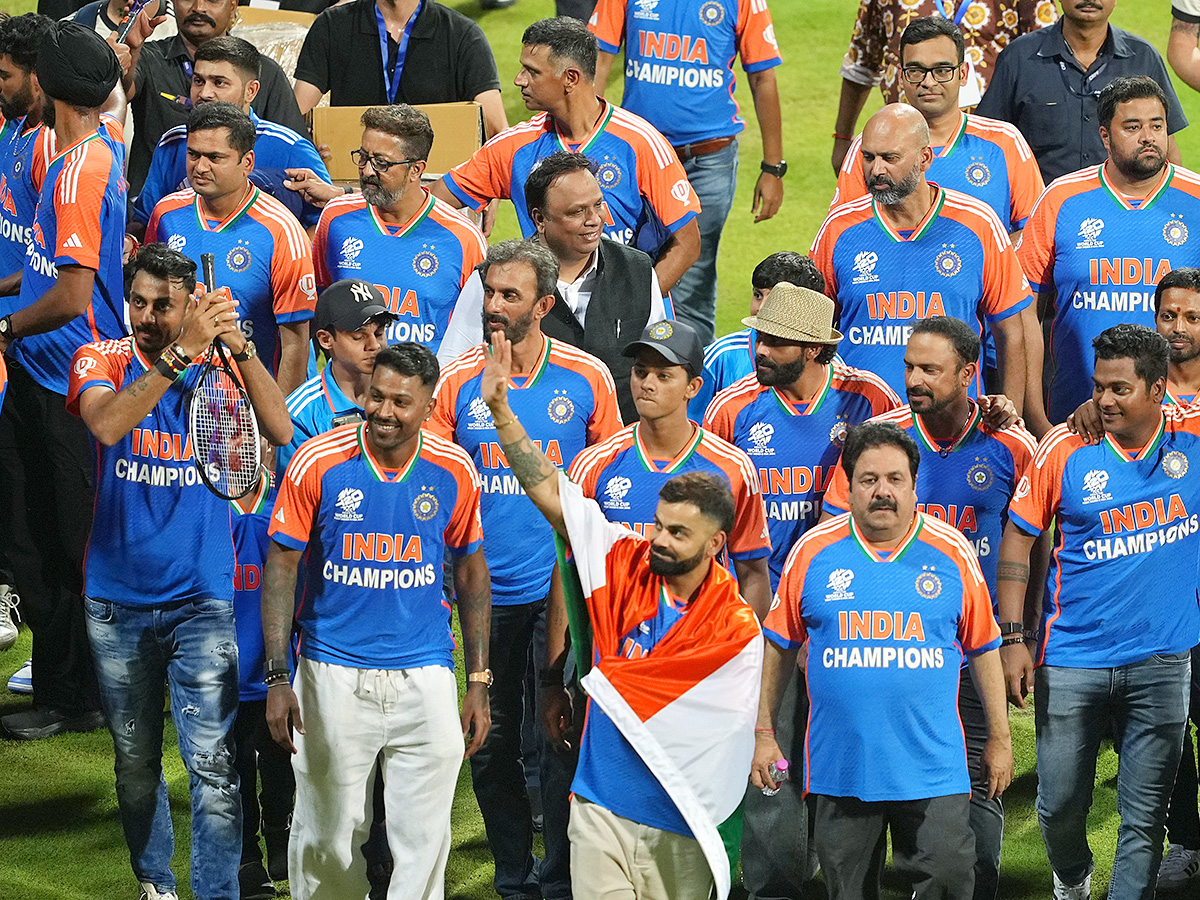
[[568, 796, 715, 899]]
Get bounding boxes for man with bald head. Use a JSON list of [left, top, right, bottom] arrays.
[[812, 104, 1031, 409]]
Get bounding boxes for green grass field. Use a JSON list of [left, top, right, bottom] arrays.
[[0, 0, 1195, 897]]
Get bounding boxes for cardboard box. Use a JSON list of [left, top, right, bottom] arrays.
[[234, 7, 317, 27], [313, 102, 484, 181]]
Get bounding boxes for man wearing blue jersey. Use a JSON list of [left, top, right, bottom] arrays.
[[133, 36, 333, 235], [756, 421, 1012, 900], [69, 243, 292, 900], [1000, 324, 1200, 900], [0, 23, 128, 740], [821, 317, 1036, 900], [690, 251, 826, 419], [430, 239, 621, 900]]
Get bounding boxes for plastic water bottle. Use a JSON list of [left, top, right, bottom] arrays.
[[762, 758, 789, 796]]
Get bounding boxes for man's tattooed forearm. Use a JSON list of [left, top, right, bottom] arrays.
[[500, 434, 554, 489], [997, 561, 1030, 584], [1172, 18, 1200, 35]]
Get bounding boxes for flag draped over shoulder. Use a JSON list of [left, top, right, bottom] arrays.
[[557, 473, 763, 900]]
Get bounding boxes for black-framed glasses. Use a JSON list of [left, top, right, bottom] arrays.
[[351, 149, 418, 173], [901, 64, 959, 84]]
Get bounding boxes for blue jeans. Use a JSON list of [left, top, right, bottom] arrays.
[[670, 138, 739, 346], [85, 595, 242, 900], [1034, 653, 1190, 900]]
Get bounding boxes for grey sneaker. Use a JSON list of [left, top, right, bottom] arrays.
[[138, 883, 179, 900], [0, 585, 20, 652], [1053, 871, 1091, 900], [1159, 844, 1200, 890]]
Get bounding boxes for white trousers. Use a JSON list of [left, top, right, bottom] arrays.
[[289, 658, 463, 900]]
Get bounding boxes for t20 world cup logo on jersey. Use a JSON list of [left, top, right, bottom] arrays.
[[334, 487, 365, 522], [167, 233, 186, 253], [633, 0, 659, 20], [825, 568, 855, 601], [1081, 468, 1112, 505], [466, 397, 494, 431], [602, 476, 633, 510], [1076, 218, 1105, 250], [339, 237, 364, 270], [746, 421, 775, 456], [852, 250, 879, 284]]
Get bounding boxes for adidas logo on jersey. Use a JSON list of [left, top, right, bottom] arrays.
[[63, 232, 83, 249]]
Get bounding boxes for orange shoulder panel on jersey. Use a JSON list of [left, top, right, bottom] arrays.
[[249, 192, 318, 319], [145, 188, 196, 244], [270, 423, 362, 544], [810, 196, 875, 299], [736, 0, 782, 66], [547, 340, 623, 440], [697, 429, 769, 556], [942, 189, 1031, 317], [447, 116, 550, 208], [917, 514, 998, 652], [66, 337, 134, 414], [702, 374, 762, 439], [567, 425, 637, 496], [965, 115, 1044, 225], [420, 430, 485, 550], [53, 135, 120, 270], [765, 515, 851, 645], [31, 124, 54, 193], [1167, 401, 1200, 435], [829, 358, 902, 414], [429, 197, 488, 286], [1008, 424, 1087, 534], [99, 112, 125, 146], [587, 0, 628, 50], [823, 405, 914, 512], [427, 346, 488, 438], [831, 134, 867, 210], [312, 193, 367, 287], [988, 422, 1038, 474], [608, 105, 702, 229], [1168, 165, 1200, 201], [1017, 167, 1103, 290]]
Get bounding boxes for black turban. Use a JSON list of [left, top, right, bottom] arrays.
[[35, 22, 120, 109]]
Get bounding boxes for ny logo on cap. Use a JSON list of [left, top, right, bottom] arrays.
[[350, 282, 373, 305]]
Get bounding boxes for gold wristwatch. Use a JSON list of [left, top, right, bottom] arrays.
[[467, 669, 494, 688], [232, 340, 257, 363]]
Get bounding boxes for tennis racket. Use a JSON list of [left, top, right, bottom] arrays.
[[116, 0, 152, 42], [188, 253, 261, 500]]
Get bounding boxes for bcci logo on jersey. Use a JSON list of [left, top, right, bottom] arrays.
[[852, 250, 879, 285], [339, 237, 364, 270], [334, 487, 365, 522], [746, 421, 775, 456], [413, 249, 439, 277], [967, 461, 993, 492], [466, 397, 494, 431], [1077, 218, 1105, 249], [830, 418, 849, 446], [934, 246, 962, 278], [1082, 469, 1112, 505], [915, 568, 942, 599], [965, 158, 991, 187], [226, 244, 252, 273], [699, 1, 725, 26], [1164, 216, 1190, 247], [413, 490, 438, 521], [825, 568, 855, 602], [1164, 451, 1189, 479], [167, 233, 186, 253], [602, 476, 633, 510], [547, 393, 575, 424], [596, 161, 622, 189], [633, 0, 659, 20]]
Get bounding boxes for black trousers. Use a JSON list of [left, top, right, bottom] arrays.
[[813, 793, 975, 900], [233, 699, 296, 862], [0, 360, 99, 713], [960, 670, 1004, 900], [1165, 645, 1200, 848]]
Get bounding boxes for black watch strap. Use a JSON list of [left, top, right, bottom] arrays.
[[761, 160, 788, 178]]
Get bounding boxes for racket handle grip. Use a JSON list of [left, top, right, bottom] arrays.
[[201, 253, 216, 292]]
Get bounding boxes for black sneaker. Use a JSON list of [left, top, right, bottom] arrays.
[[2, 707, 105, 740], [263, 819, 291, 882], [238, 860, 275, 900]]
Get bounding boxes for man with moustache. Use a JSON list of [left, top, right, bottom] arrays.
[[68, 243, 292, 900], [977, 0, 1188, 185], [821, 317, 1037, 900], [119, 0, 308, 195], [429, 239, 621, 900], [263, 342, 492, 900], [1016, 76, 1200, 433], [812, 104, 1031, 406]]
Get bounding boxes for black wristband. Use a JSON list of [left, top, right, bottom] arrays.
[[998, 621, 1024, 636], [153, 357, 177, 380]]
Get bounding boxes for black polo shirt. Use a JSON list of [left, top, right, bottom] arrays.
[[975, 19, 1188, 185], [293, 0, 501, 107], [129, 34, 310, 195]]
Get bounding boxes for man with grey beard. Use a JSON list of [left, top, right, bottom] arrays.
[[304, 104, 488, 356], [811, 103, 1031, 408]]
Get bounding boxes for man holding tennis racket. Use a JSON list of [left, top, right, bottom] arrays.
[[66, 243, 292, 900]]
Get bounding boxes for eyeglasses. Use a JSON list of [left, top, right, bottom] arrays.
[[901, 64, 959, 84], [350, 149, 418, 173]]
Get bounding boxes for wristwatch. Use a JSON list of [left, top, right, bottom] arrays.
[[0, 315, 14, 342], [760, 160, 788, 178], [467, 669, 494, 688], [232, 340, 257, 363]]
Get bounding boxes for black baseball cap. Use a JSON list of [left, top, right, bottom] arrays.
[[314, 279, 397, 333], [621, 320, 704, 378]]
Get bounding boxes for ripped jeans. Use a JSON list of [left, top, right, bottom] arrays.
[[85, 595, 242, 900]]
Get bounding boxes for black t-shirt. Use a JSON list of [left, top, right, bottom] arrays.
[[130, 34, 310, 195], [294, 0, 501, 107], [238, 0, 339, 12]]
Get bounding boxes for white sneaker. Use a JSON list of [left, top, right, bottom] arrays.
[[138, 883, 179, 900], [1053, 871, 1091, 900], [1159, 844, 1200, 890], [7, 659, 31, 694], [0, 585, 19, 652]]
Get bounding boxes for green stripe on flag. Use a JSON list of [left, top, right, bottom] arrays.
[[554, 534, 593, 677]]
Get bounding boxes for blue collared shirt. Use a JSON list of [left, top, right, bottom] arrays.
[[975, 20, 1187, 184]]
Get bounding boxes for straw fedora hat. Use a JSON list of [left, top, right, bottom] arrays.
[[742, 282, 843, 345]]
